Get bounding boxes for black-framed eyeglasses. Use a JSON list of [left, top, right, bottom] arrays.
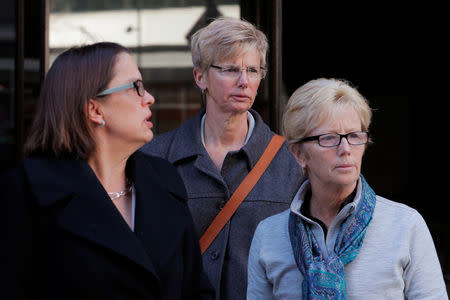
[[210, 64, 266, 80], [300, 131, 369, 148], [96, 79, 145, 97]]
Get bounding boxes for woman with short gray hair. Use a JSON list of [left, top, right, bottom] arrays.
[[141, 17, 303, 300]]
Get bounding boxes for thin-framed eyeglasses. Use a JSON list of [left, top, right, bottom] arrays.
[[210, 64, 266, 80], [299, 131, 369, 148], [96, 79, 145, 97]]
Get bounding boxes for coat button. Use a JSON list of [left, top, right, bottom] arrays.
[[210, 251, 220, 260], [218, 201, 226, 210]]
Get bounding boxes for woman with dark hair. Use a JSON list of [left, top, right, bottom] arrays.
[[3, 42, 214, 299]]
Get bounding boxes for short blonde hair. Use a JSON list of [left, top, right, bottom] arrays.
[[282, 78, 372, 147], [190, 16, 268, 71]]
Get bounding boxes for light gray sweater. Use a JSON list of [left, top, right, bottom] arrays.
[[247, 179, 448, 299]]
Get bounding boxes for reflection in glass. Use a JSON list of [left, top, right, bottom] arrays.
[[49, 0, 239, 134]]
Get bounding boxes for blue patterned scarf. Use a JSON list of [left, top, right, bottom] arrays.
[[288, 175, 376, 299]]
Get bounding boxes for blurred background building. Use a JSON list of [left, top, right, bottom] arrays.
[[1, 0, 448, 291]]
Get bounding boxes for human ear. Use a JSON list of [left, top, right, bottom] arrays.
[[289, 144, 308, 170], [86, 99, 105, 126], [193, 67, 207, 91]]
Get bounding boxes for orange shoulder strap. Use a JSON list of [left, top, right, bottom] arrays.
[[199, 134, 285, 254]]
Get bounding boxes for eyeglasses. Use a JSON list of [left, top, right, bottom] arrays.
[[300, 131, 369, 148], [96, 79, 145, 97], [210, 64, 266, 80]]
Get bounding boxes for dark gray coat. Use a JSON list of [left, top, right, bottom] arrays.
[[140, 109, 303, 300]]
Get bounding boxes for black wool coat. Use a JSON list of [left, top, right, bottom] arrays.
[[3, 152, 214, 300]]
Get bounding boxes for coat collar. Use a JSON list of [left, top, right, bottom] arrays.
[[23, 153, 181, 285], [166, 108, 206, 164], [167, 108, 276, 170], [290, 178, 361, 221], [23, 155, 91, 207]]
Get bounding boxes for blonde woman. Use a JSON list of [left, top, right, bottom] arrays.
[[247, 78, 448, 299], [142, 17, 303, 299]]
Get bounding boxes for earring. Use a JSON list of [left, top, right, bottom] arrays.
[[98, 120, 105, 128], [301, 166, 308, 177], [201, 88, 207, 107]]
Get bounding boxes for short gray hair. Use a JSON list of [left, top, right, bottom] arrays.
[[190, 16, 268, 72]]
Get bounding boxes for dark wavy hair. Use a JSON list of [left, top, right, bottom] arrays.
[[25, 42, 130, 159]]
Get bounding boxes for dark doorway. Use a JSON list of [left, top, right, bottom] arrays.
[[282, 1, 449, 287]]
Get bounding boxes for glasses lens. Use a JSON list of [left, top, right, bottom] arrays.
[[319, 133, 340, 147], [135, 80, 144, 96], [222, 67, 243, 79], [215, 65, 264, 80], [347, 132, 368, 145], [246, 67, 260, 79]]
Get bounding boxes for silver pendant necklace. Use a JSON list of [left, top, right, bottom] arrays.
[[108, 185, 132, 200]]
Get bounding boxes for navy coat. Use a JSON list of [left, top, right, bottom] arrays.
[[3, 152, 214, 299], [140, 109, 304, 299]]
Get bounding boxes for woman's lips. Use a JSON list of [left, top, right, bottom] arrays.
[[232, 94, 250, 101], [145, 120, 153, 128], [335, 164, 353, 171], [145, 113, 153, 128]]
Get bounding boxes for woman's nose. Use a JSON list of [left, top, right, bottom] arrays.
[[143, 90, 155, 106], [337, 136, 351, 154], [237, 70, 249, 88]]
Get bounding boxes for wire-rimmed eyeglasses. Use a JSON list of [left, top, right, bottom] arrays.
[[210, 64, 266, 80], [96, 79, 145, 97], [299, 131, 369, 148]]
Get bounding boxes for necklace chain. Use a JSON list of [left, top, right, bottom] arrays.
[[108, 185, 132, 200]]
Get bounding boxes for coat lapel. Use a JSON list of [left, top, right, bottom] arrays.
[[166, 109, 224, 184], [132, 153, 186, 269], [24, 156, 159, 282], [241, 109, 276, 168]]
